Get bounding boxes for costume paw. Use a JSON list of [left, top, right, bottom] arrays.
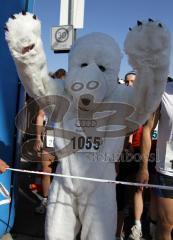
[[5, 12, 41, 57], [124, 19, 171, 68]]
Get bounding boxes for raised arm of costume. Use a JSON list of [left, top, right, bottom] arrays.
[[5, 12, 64, 100], [124, 19, 170, 126]]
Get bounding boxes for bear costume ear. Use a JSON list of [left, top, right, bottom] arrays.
[[137, 20, 142, 26], [11, 15, 16, 19], [4, 25, 8, 31]]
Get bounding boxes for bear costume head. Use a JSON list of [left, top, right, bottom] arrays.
[[66, 32, 121, 111]]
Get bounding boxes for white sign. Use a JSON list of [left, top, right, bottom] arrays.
[[60, 0, 85, 29], [51, 25, 74, 52]]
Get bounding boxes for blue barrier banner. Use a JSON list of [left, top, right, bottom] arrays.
[[0, 0, 34, 237]]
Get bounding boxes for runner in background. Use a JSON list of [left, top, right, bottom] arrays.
[[34, 69, 66, 214], [128, 124, 157, 240], [116, 71, 157, 240], [116, 71, 137, 240], [137, 77, 173, 240]]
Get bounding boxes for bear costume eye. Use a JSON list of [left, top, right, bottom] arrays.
[[71, 82, 84, 91], [98, 65, 106, 72], [86, 81, 99, 90], [81, 63, 88, 68]]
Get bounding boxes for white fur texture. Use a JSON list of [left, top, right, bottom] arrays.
[[5, 12, 64, 100], [5, 13, 171, 240], [124, 20, 171, 119]]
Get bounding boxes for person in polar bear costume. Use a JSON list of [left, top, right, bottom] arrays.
[[5, 12, 170, 240]]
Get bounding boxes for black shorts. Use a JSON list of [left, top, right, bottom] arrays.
[[154, 172, 173, 199], [116, 148, 156, 211]]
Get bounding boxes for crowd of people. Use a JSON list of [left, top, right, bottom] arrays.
[[0, 71, 173, 240], [116, 73, 173, 240], [116, 72, 157, 240]]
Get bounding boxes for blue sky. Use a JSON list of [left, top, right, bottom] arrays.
[[34, 0, 173, 79]]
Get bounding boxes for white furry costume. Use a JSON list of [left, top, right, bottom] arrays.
[[5, 13, 170, 240]]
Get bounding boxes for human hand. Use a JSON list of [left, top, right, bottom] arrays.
[[34, 139, 43, 152], [126, 142, 134, 153], [0, 159, 9, 173], [136, 167, 149, 190]]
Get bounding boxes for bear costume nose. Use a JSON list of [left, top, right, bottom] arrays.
[[81, 98, 91, 106]]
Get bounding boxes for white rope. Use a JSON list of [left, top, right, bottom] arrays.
[[6, 167, 173, 191], [0, 183, 11, 206]]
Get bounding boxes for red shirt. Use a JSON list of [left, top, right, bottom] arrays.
[[132, 126, 143, 148]]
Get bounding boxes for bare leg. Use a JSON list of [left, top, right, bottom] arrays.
[[41, 150, 55, 197], [149, 190, 157, 238], [128, 188, 143, 239], [156, 197, 173, 240], [150, 188, 157, 221], [116, 210, 125, 238], [134, 188, 143, 222]]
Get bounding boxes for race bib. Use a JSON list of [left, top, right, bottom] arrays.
[[165, 141, 173, 170], [71, 136, 102, 152], [46, 135, 54, 148], [152, 124, 158, 140], [152, 129, 158, 140]]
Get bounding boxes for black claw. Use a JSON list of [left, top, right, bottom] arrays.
[[148, 18, 154, 22], [137, 20, 142, 26], [158, 23, 163, 28], [11, 15, 16, 19], [129, 27, 132, 31], [4, 26, 8, 32], [33, 14, 37, 20], [22, 11, 26, 15]]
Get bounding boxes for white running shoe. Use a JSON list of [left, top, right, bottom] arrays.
[[128, 225, 142, 240]]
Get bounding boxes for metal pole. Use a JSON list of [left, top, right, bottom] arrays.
[[69, 0, 77, 41], [68, 0, 70, 25], [68, 0, 72, 25]]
